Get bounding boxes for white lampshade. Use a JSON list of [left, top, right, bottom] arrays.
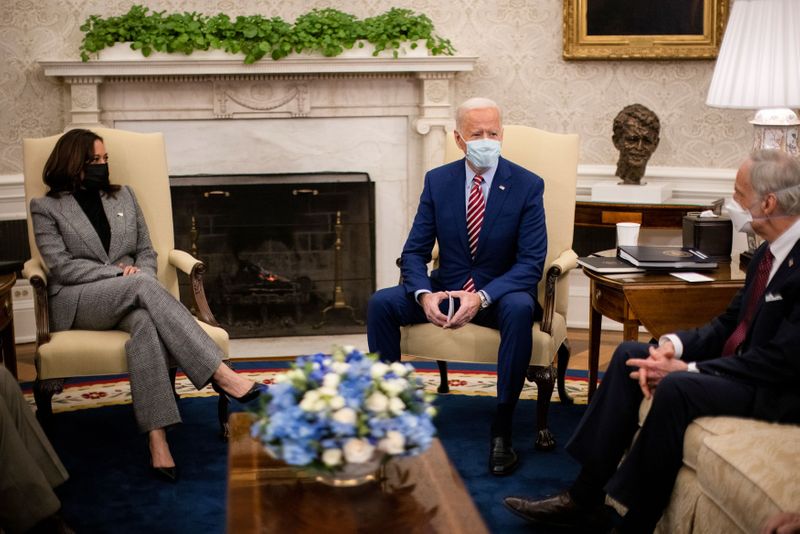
[[706, 0, 800, 109]]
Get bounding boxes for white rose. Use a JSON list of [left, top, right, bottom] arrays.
[[322, 373, 340, 389], [381, 378, 407, 397], [331, 362, 350, 374], [365, 392, 389, 413], [343, 438, 375, 464], [322, 448, 343, 467], [370, 362, 390, 379], [332, 407, 357, 425], [389, 362, 408, 377], [329, 395, 345, 410], [342, 344, 355, 354], [299, 390, 320, 411], [388, 396, 406, 415], [378, 431, 406, 455], [319, 386, 339, 398]]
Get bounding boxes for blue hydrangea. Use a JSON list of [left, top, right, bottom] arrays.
[[250, 346, 437, 470]]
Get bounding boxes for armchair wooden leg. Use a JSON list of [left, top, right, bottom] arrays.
[[556, 341, 574, 405], [435, 360, 450, 394], [33, 378, 64, 429], [526, 364, 556, 451]]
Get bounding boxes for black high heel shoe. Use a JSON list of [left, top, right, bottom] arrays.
[[152, 465, 178, 483], [210, 380, 264, 403]]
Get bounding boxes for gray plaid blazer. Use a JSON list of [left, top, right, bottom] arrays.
[[30, 185, 157, 331]]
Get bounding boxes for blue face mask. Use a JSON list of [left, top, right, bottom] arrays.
[[464, 138, 501, 171]]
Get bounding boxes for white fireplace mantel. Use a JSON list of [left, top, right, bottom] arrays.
[[40, 55, 478, 77]]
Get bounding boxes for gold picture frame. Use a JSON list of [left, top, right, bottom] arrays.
[[563, 0, 730, 60]]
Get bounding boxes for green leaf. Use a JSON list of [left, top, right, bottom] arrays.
[[78, 5, 455, 63]]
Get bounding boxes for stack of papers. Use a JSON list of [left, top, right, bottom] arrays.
[[617, 246, 718, 270], [577, 256, 645, 274]]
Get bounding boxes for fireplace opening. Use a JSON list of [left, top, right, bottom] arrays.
[[170, 173, 375, 338]]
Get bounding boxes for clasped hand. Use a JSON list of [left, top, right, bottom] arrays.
[[419, 290, 480, 329], [626, 341, 688, 399], [118, 262, 140, 276]]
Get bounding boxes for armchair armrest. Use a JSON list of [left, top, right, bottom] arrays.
[[540, 249, 578, 335], [168, 249, 220, 327], [22, 258, 51, 345]]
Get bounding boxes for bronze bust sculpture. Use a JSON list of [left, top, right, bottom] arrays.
[[612, 104, 661, 185]]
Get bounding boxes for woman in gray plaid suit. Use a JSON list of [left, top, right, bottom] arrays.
[[30, 129, 263, 482]]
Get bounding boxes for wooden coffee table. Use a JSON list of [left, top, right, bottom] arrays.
[[227, 412, 489, 533]]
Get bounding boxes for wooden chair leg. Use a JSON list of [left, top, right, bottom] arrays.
[[556, 341, 574, 405], [435, 360, 450, 394], [33, 378, 64, 430], [526, 364, 556, 451]]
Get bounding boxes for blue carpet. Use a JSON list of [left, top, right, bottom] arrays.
[[48, 394, 586, 533]]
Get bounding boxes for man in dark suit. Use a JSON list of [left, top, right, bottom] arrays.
[[504, 149, 800, 532], [367, 97, 547, 476]]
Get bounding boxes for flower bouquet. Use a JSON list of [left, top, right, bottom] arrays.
[[251, 346, 437, 485]]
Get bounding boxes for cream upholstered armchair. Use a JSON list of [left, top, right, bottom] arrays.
[[400, 125, 579, 450], [22, 127, 232, 437]]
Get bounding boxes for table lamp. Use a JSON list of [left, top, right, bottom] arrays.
[[706, 0, 800, 157], [706, 0, 800, 261]]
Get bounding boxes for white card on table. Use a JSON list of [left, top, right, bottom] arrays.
[[670, 272, 714, 283]]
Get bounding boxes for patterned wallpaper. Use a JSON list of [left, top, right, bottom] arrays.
[[0, 0, 753, 175]]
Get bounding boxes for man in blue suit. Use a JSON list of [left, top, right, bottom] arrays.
[[368, 97, 547, 476], [504, 149, 800, 532]]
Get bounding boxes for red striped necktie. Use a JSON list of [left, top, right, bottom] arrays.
[[720, 248, 774, 357], [463, 175, 485, 293]]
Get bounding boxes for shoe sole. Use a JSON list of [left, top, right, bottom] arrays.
[[502, 499, 589, 528]]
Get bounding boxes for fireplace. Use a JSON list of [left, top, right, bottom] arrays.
[[171, 173, 374, 337]]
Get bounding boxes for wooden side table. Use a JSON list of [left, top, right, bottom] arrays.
[[584, 263, 745, 399], [0, 261, 23, 379]]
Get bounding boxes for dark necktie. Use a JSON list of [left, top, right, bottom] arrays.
[[721, 248, 774, 357], [463, 175, 485, 293]]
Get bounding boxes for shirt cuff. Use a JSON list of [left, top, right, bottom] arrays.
[[414, 289, 431, 305], [686, 362, 700, 373], [659, 334, 684, 359], [477, 289, 491, 305]]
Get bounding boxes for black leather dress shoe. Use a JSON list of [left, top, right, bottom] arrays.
[[489, 436, 519, 476], [504, 491, 610, 529]]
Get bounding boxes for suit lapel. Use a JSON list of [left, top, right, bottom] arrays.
[[447, 160, 471, 257], [476, 157, 511, 259], [60, 194, 109, 262], [103, 191, 125, 261], [752, 240, 800, 322], [763, 240, 800, 294]]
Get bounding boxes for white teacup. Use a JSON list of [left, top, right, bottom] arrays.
[[616, 222, 641, 247]]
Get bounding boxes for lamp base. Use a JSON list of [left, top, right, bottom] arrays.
[[751, 108, 800, 157]]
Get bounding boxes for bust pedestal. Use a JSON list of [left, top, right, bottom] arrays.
[[591, 182, 672, 204]]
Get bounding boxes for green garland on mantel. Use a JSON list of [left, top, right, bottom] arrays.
[[79, 5, 456, 63]]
